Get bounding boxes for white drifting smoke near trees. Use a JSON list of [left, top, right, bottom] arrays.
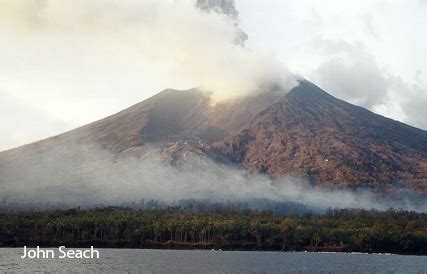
[[0, 142, 425, 212]]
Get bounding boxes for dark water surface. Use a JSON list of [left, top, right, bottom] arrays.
[[0, 248, 426, 273]]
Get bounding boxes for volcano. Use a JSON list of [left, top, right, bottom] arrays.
[[1, 80, 426, 195], [215, 81, 427, 192]]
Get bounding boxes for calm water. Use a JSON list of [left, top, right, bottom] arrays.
[[0, 248, 426, 273]]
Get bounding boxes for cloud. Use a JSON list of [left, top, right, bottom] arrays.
[[0, 0, 294, 100], [310, 38, 427, 129], [402, 84, 427, 130], [310, 39, 388, 109]]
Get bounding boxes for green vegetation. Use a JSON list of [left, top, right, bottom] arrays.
[[0, 208, 425, 255]]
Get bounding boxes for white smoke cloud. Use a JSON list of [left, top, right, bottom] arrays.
[[0, 0, 295, 100], [1, 142, 425, 212]]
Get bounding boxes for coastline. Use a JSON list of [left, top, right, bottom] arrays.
[[1, 244, 424, 256], [1, 248, 426, 273]]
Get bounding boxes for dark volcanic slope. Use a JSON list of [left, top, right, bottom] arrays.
[[215, 81, 427, 192], [0, 87, 283, 175], [1, 81, 426, 194]]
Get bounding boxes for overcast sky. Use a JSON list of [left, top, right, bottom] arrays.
[[0, 0, 426, 151]]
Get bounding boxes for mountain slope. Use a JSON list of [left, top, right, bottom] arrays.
[[1, 80, 426, 194], [0, 87, 283, 187], [0, 87, 282, 154], [214, 81, 427, 192]]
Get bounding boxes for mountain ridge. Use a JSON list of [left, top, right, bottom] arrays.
[[1, 80, 426, 194], [214, 81, 427, 192]]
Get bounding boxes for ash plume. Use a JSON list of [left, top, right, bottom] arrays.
[[0, 0, 295, 104]]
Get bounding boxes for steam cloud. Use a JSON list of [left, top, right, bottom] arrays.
[[1, 142, 425, 213], [0, 0, 295, 103]]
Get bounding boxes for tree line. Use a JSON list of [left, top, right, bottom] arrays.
[[0, 207, 425, 255]]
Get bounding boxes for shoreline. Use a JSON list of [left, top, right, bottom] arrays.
[[0, 245, 424, 256]]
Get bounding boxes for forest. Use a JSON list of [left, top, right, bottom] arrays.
[[0, 207, 425, 255]]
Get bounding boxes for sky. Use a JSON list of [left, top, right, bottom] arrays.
[[0, 0, 426, 151]]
